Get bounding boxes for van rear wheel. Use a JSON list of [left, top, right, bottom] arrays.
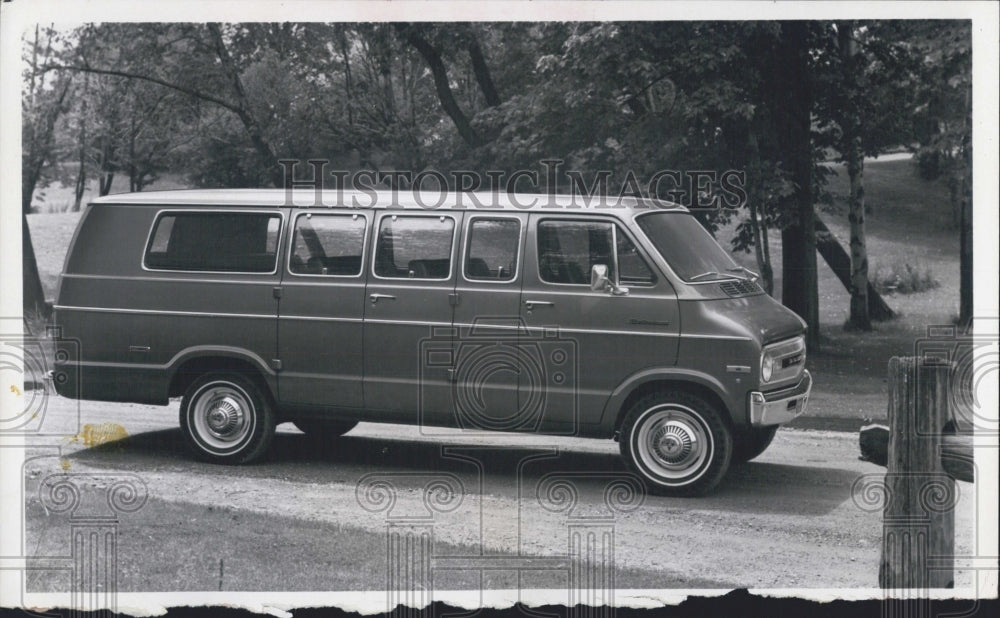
[[180, 372, 275, 464], [293, 419, 358, 438], [619, 391, 732, 497]]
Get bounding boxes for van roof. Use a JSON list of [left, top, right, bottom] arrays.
[[90, 188, 689, 213]]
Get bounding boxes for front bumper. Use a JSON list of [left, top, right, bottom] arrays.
[[749, 370, 811, 426]]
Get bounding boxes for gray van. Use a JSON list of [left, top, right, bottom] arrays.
[[53, 189, 810, 495]]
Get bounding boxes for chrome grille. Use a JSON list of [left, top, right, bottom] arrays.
[[762, 336, 806, 385]]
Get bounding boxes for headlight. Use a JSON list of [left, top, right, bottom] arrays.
[[761, 351, 775, 383]]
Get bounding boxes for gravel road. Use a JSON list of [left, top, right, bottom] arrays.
[[18, 394, 979, 591]]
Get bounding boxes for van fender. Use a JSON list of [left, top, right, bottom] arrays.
[[597, 367, 739, 435], [165, 346, 278, 397]]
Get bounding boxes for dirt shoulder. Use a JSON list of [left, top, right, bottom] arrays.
[[19, 399, 979, 591]]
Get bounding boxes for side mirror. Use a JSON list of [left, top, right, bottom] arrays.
[[590, 264, 629, 295], [590, 264, 610, 291]]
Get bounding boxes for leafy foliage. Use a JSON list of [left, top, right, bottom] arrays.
[[24, 20, 971, 330]]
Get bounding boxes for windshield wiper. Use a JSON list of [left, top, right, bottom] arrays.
[[727, 266, 759, 282], [690, 271, 728, 281], [689, 268, 755, 283]]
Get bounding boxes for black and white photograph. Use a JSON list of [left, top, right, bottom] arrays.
[[1, 1, 997, 616]]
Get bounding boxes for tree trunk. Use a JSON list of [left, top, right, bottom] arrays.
[[73, 74, 90, 211], [815, 216, 895, 320], [397, 25, 481, 148], [23, 79, 72, 214], [846, 144, 871, 330], [73, 155, 87, 211], [958, 92, 973, 328], [775, 22, 819, 346], [99, 170, 114, 196], [23, 211, 50, 323], [747, 129, 774, 295], [839, 22, 872, 331]]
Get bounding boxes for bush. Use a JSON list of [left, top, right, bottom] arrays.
[[915, 149, 942, 180], [871, 261, 941, 295]]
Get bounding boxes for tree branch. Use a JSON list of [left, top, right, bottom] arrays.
[[395, 24, 481, 147], [467, 38, 501, 107], [37, 63, 240, 113]]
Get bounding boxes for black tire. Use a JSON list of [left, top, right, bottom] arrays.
[[619, 390, 732, 497], [292, 419, 358, 438], [732, 426, 779, 464], [179, 372, 276, 464]]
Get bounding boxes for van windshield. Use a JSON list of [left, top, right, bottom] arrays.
[[636, 212, 743, 282]]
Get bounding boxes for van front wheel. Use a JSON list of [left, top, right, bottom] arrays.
[[732, 426, 779, 464], [619, 391, 732, 497], [180, 373, 275, 464]]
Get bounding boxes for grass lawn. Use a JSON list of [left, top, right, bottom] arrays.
[[26, 157, 960, 422], [29, 169, 188, 214], [719, 157, 960, 420]]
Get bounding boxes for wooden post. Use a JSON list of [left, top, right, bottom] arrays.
[[879, 357, 957, 589]]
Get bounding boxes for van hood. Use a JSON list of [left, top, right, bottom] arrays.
[[681, 293, 807, 346]]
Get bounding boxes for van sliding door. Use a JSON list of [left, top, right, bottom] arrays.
[[448, 213, 528, 432], [362, 212, 462, 421]]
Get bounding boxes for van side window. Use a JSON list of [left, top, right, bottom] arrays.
[[537, 220, 614, 285], [144, 212, 282, 273], [616, 228, 656, 286], [465, 218, 520, 281], [374, 215, 455, 279], [289, 214, 366, 276]]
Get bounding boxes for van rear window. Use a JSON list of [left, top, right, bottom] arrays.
[[144, 211, 281, 273]]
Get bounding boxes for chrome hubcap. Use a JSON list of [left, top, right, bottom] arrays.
[[206, 396, 243, 436], [652, 423, 694, 463], [191, 383, 254, 451], [635, 405, 712, 482]]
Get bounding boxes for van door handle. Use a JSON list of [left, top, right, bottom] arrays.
[[370, 294, 396, 303], [524, 300, 554, 309]]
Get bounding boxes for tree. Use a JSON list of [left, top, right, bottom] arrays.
[[906, 21, 972, 326], [832, 21, 872, 330], [22, 25, 73, 321], [395, 24, 484, 148], [772, 22, 820, 346], [44, 23, 285, 186]]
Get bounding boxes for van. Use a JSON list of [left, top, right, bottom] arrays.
[[53, 189, 811, 495]]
